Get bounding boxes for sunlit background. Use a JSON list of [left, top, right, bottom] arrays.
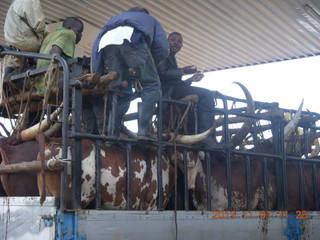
[[124, 55, 320, 132]]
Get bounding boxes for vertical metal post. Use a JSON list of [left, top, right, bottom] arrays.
[[71, 62, 83, 210], [107, 93, 118, 136], [157, 92, 163, 210], [218, 91, 231, 210], [245, 156, 252, 210], [298, 162, 305, 209], [272, 117, 282, 210], [126, 143, 132, 210], [312, 164, 319, 210], [95, 140, 102, 209], [263, 157, 269, 209], [206, 152, 211, 210], [194, 109, 198, 134], [59, 56, 70, 210], [226, 149, 232, 210], [183, 149, 189, 210], [280, 120, 288, 210], [253, 119, 258, 151]]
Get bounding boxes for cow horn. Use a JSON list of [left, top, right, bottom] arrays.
[[18, 107, 62, 142], [284, 99, 304, 141], [310, 138, 320, 158], [171, 125, 215, 145], [231, 82, 255, 148]]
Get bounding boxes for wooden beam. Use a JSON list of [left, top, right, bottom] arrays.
[[0, 159, 63, 174]]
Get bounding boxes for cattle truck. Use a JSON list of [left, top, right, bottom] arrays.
[[1, 46, 320, 240]]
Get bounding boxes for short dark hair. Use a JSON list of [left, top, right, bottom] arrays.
[[168, 32, 183, 39], [62, 17, 83, 28], [127, 7, 149, 14]]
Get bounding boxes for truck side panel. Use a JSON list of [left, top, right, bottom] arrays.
[[0, 197, 56, 240]]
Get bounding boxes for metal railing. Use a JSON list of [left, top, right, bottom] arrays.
[[1, 51, 319, 211]]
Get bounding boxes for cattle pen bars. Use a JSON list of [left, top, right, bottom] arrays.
[[1, 50, 320, 212], [2, 51, 320, 240]]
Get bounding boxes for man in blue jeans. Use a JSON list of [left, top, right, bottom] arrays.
[[92, 7, 169, 140]]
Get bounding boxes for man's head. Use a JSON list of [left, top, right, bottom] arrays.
[[63, 17, 84, 44], [168, 32, 183, 54]]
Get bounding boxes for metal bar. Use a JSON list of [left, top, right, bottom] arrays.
[[298, 162, 305, 210], [107, 94, 118, 136], [206, 152, 211, 210], [156, 146, 163, 211], [216, 91, 232, 210], [303, 127, 309, 158], [183, 149, 189, 210], [280, 120, 288, 210], [226, 148, 232, 210], [0, 51, 78, 81], [126, 143, 132, 210], [275, 160, 281, 210], [2, 51, 75, 210], [58, 55, 71, 211], [245, 156, 252, 210], [194, 109, 198, 134], [95, 140, 102, 209], [71, 62, 83, 210], [312, 163, 319, 211], [70, 132, 231, 151], [157, 94, 164, 210], [253, 119, 258, 151], [214, 92, 230, 144], [272, 117, 282, 210], [263, 157, 269, 210]]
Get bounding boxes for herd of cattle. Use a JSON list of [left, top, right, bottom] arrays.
[[0, 82, 319, 212]]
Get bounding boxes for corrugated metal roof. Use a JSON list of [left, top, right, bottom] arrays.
[[1, 0, 320, 72]]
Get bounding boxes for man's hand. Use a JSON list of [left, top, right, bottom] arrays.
[[182, 65, 197, 74], [190, 72, 204, 82]]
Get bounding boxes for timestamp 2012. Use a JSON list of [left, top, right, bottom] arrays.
[[211, 210, 309, 220]]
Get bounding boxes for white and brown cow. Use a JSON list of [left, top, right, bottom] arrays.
[[184, 144, 277, 211], [181, 141, 320, 211], [36, 137, 174, 210]]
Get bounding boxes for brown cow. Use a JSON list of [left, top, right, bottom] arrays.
[[37, 137, 174, 210], [182, 139, 320, 211], [0, 139, 39, 196], [286, 160, 320, 211], [177, 142, 277, 211]]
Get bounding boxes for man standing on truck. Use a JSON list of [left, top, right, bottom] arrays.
[[91, 6, 169, 140], [158, 32, 216, 147], [3, 0, 50, 77]]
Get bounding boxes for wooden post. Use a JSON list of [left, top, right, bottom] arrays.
[[0, 159, 63, 174]]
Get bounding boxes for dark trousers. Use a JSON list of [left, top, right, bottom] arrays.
[[101, 39, 161, 136], [170, 84, 215, 112]]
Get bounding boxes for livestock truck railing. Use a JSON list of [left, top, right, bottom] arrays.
[[1, 51, 319, 212], [1, 51, 320, 239]]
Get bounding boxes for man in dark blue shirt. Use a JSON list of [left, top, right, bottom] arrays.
[[92, 7, 169, 139], [158, 32, 216, 146]]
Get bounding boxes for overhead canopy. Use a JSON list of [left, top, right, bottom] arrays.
[[1, 0, 320, 72]]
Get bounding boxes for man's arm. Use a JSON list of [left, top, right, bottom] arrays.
[[157, 60, 184, 82], [50, 45, 63, 56], [22, 0, 50, 40], [150, 19, 169, 65]]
